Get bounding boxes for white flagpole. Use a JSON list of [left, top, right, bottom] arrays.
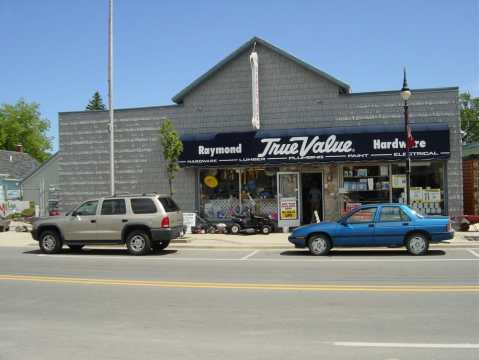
[[108, 0, 115, 196], [250, 42, 260, 130]]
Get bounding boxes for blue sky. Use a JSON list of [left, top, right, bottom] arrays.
[[1, 0, 478, 153]]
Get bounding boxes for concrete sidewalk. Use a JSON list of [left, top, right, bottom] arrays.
[[1, 230, 478, 249]]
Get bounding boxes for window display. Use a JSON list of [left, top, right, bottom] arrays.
[[391, 161, 445, 215], [199, 168, 278, 220], [342, 165, 390, 210], [341, 161, 446, 215]]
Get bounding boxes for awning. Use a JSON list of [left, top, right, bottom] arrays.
[[179, 123, 450, 167]]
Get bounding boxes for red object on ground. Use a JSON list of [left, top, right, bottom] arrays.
[[464, 215, 479, 224]]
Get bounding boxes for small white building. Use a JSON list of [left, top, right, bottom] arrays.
[[21, 153, 59, 216]]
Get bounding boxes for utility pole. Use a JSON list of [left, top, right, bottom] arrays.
[[108, 0, 115, 196]]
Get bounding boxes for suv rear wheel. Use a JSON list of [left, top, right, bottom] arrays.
[[126, 230, 151, 256], [39, 230, 62, 254]]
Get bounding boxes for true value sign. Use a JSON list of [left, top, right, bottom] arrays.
[[179, 127, 450, 167]]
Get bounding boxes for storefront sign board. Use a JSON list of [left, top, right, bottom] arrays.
[[279, 198, 298, 220], [182, 213, 196, 234], [179, 126, 450, 167], [6, 189, 21, 200]]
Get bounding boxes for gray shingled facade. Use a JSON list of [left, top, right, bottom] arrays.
[[58, 38, 462, 218]]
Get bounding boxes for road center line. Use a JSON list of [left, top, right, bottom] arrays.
[[333, 341, 479, 349], [467, 249, 479, 258], [241, 250, 259, 260], [0, 274, 478, 292]]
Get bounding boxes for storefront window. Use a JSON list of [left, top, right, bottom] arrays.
[[200, 169, 239, 219], [240, 169, 277, 220], [341, 161, 446, 215], [199, 168, 278, 220], [391, 161, 445, 215], [342, 165, 390, 211]]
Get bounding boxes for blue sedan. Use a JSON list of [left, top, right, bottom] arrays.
[[288, 204, 454, 255]]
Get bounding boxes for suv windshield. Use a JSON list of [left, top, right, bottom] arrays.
[[158, 197, 180, 212]]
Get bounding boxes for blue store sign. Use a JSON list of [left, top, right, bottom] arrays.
[[179, 124, 450, 167]]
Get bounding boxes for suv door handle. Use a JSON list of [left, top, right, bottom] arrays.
[[90, 219, 96, 223], [402, 222, 409, 226], [122, 219, 128, 223], [368, 223, 374, 228]]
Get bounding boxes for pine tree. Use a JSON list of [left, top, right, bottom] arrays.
[[85, 91, 106, 111]]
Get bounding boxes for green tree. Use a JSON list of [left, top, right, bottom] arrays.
[[85, 91, 106, 111], [0, 99, 51, 162], [460, 92, 479, 143], [159, 118, 183, 197]]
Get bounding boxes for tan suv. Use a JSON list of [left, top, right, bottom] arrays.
[[31, 194, 183, 255]]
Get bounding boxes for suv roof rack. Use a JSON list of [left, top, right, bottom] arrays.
[[104, 192, 165, 198]]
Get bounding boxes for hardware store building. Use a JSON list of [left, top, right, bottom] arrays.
[[58, 37, 463, 226]]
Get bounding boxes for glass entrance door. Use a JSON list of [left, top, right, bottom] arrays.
[[277, 172, 300, 228]]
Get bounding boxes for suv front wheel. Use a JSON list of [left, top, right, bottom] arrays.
[[126, 230, 151, 256], [39, 230, 62, 254]]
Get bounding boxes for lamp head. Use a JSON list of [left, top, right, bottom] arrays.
[[401, 67, 411, 101]]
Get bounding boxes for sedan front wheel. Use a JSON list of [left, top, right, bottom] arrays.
[[308, 234, 331, 256]]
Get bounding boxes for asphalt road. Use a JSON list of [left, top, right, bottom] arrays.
[[0, 245, 478, 360]]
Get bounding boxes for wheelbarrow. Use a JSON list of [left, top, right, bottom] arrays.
[[459, 215, 479, 231]]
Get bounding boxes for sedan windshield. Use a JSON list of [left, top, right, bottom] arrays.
[[409, 208, 425, 218]]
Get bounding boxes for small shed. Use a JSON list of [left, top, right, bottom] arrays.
[[21, 152, 59, 216]]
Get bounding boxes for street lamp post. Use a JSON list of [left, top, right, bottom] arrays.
[[400, 68, 412, 206]]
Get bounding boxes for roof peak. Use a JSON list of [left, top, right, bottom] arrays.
[[172, 36, 350, 104]]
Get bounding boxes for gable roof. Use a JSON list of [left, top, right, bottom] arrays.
[[21, 152, 59, 183], [172, 36, 351, 104], [0, 150, 39, 180]]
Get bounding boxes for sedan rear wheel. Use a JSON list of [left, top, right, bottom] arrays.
[[406, 233, 429, 256], [308, 234, 331, 256]]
